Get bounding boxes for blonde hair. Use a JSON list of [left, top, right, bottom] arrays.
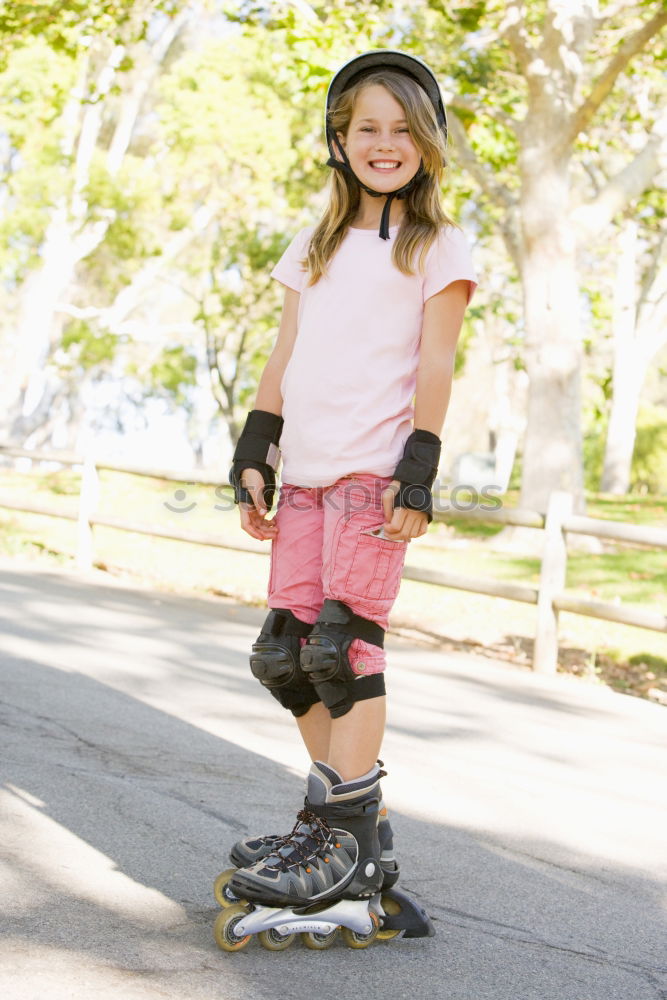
[[303, 70, 458, 285]]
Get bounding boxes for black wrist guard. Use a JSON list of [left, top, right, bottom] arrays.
[[392, 429, 441, 523], [229, 409, 283, 510]]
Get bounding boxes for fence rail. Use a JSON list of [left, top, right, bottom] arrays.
[[1, 443, 665, 674]]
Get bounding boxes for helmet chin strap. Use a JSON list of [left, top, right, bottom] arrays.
[[327, 133, 424, 240]]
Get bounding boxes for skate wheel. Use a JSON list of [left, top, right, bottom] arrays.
[[340, 910, 379, 949], [301, 928, 339, 950], [213, 868, 246, 908], [213, 904, 251, 952], [258, 928, 296, 951], [376, 893, 402, 941]]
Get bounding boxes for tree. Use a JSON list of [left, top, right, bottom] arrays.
[[0, 0, 179, 64], [1, 0, 403, 451], [408, 0, 666, 514], [0, 5, 191, 443], [600, 207, 667, 494], [1, 21, 317, 454], [3, 0, 665, 494], [225, 0, 667, 513]]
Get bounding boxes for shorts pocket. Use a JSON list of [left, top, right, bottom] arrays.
[[333, 513, 407, 605]]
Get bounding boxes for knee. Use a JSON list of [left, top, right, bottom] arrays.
[[300, 599, 386, 719], [250, 608, 321, 717]]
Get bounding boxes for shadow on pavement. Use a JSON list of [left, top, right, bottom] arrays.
[[0, 563, 665, 1000]]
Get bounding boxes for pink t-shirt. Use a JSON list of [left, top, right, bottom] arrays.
[[270, 222, 478, 488]]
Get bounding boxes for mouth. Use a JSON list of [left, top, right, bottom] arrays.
[[369, 160, 402, 172]]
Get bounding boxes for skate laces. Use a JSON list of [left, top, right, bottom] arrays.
[[269, 808, 338, 873]]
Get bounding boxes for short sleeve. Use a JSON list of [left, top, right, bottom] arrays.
[[423, 225, 478, 305], [270, 227, 313, 293]]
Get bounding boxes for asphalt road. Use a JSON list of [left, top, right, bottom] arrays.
[[0, 559, 665, 1000]]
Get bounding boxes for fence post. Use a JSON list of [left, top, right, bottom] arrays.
[[533, 490, 573, 674], [76, 454, 99, 571]]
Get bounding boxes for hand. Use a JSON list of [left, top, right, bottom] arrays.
[[238, 467, 278, 542], [381, 479, 428, 541]]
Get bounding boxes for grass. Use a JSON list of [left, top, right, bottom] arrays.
[[0, 466, 665, 705]]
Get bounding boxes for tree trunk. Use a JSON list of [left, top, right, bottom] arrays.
[[519, 141, 585, 515]]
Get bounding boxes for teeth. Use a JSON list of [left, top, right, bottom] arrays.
[[371, 161, 400, 168]]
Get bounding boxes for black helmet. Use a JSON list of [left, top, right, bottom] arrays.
[[325, 50, 448, 240]]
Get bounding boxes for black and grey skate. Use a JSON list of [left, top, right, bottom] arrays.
[[225, 761, 399, 887], [229, 761, 384, 908], [227, 812, 399, 884], [229, 832, 289, 869]]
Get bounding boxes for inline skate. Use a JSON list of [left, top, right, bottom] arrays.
[[213, 761, 434, 951], [213, 761, 398, 908]]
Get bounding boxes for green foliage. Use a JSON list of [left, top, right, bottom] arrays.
[[508, 449, 522, 492], [584, 403, 667, 495], [583, 283, 613, 356], [583, 423, 605, 492], [0, 1, 182, 66], [192, 221, 289, 419], [586, 367, 613, 429], [40, 469, 81, 495], [632, 404, 667, 495], [0, 40, 77, 275], [60, 319, 120, 368], [147, 346, 197, 406], [157, 32, 298, 204], [81, 153, 164, 294], [0, 0, 664, 479], [627, 652, 667, 674], [0, 37, 74, 144]]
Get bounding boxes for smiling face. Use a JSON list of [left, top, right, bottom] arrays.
[[336, 83, 422, 193]]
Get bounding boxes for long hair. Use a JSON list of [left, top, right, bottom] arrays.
[[303, 69, 458, 285]]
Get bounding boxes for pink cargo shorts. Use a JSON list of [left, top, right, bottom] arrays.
[[267, 473, 409, 675]]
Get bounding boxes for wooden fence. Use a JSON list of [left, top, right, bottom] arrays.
[[1, 443, 665, 674]]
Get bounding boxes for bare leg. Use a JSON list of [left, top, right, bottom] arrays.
[[295, 702, 331, 762], [295, 697, 386, 781], [327, 697, 386, 781]]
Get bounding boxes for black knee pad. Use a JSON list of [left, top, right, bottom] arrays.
[[300, 599, 386, 719], [250, 609, 321, 717]]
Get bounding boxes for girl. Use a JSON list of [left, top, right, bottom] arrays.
[[226, 50, 478, 914]]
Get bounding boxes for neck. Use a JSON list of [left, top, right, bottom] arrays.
[[353, 191, 405, 230]]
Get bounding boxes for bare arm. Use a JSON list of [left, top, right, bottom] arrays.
[[254, 286, 300, 414], [239, 285, 300, 539], [413, 279, 469, 434], [383, 279, 470, 540]]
